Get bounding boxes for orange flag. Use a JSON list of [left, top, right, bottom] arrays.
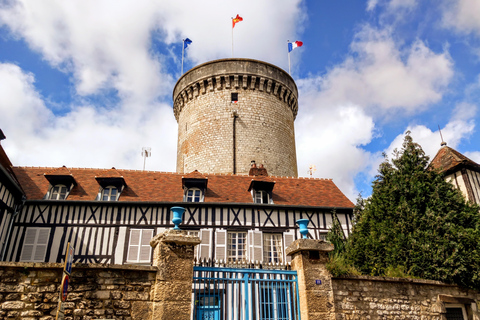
[[232, 14, 243, 28]]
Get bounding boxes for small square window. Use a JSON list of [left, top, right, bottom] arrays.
[[231, 92, 238, 103], [254, 190, 271, 204], [102, 186, 119, 201], [185, 188, 203, 202], [48, 185, 69, 200], [445, 305, 467, 320]]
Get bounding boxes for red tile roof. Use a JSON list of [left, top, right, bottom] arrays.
[[44, 166, 74, 176], [95, 167, 123, 178], [11, 167, 354, 208], [430, 146, 480, 174], [182, 170, 206, 179]]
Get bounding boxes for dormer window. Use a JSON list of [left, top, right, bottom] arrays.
[[248, 178, 275, 204], [254, 190, 270, 204], [48, 185, 69, 200], [182, 170, 208, 203], [95, 168, 126, 201], [185, 187, 203, 202], [102, 186, 119, 201], [43, 166, 76, 200]]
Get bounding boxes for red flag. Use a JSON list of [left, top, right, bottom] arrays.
[[232, 14, 243, 28]]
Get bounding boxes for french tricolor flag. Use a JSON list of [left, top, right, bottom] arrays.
[[288, 41, 303, 52]]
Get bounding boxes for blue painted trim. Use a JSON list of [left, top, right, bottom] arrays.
[[194, 266, 298, 275]]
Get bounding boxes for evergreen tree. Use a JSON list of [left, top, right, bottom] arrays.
[[326, 210, 346, 255], [346, 133, 480, 289]]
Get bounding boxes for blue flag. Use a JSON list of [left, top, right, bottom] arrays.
[[184, 38, 192, 49]]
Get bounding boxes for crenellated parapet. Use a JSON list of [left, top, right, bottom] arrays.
[[173, 59, 298, 121]]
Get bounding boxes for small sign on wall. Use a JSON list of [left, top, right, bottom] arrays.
[[315, 280, 322, 285]]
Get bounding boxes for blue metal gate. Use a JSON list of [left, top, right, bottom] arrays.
[[193, 267, 301, 320]]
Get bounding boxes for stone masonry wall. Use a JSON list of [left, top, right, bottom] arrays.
[[0, 262, 156, 320], [174, 59, 298, 177], [332, 276, 480, 320]]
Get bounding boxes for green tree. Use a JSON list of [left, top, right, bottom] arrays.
[[326, 210, 346, 256], [346, 132, 480, 289]]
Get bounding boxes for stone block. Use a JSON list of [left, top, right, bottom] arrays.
[[94, 290, 110, 300], [21, 309, 43, 317], [153, 280, 191, 302], [113, 300, 131, 309], [1, 301, 24, 309], [132, 301, 152, 319], [152, 301, 191, 320]]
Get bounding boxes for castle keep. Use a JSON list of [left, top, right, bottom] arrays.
[[174, 59, 299, 177]]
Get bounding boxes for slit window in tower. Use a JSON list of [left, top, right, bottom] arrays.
[[231, 92, 238, 103]]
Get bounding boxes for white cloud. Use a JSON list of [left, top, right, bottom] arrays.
[[0, 63, 54, 138], [309, 26, 453, 116], [465, 151, 480, 163], [382, 102, 477, 164], [366, 0, 417, 14], [0, 0, 305, 172], [0, 62, 177, 171], [0, 0, 304, 100], [442, 0, 480, 36], [295, 94, 375, 200]]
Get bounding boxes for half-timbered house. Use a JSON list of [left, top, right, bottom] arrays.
[[1, 165, 353, 265], [430, 144, 480, 205]]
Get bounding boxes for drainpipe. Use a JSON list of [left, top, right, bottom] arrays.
[[233, 110, 238, 174], [0, 195, 25, 261]]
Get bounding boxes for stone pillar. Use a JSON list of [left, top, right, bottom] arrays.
[[286, 239, 335, 320], [150, 229, 201, 320]]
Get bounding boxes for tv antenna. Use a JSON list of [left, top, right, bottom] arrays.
[[438, 125, 447, 146], [141, 147, 151, 171]]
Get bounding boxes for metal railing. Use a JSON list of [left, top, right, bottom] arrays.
[[192, 266, 301, 320]]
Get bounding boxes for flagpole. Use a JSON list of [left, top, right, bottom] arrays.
[[182, 39, 185, 74], [288, 40, 291, 75], [231, 17, 234, 58]]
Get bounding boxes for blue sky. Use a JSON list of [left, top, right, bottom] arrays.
[[0, 0, 479, 200]]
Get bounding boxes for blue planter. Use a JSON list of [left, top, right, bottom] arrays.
[[296, 219, 309, 239], [171, 206, 185, 230]]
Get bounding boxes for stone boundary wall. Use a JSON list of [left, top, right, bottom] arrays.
[[332, 276, 480, 320], [0, 262, 156, 320]]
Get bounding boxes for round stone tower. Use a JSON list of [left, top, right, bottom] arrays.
[[173, 58, 298, 177]]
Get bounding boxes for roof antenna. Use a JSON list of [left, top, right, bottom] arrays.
[[438, 125, 447, 147], [142, 147, 151, 171]]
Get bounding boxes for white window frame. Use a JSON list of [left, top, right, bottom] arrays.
[[184, 187, 203, 202], [101, 185, 119, 201], [227, 231, 247, 261], [126, 229, 154, 264], [20, 227, 50, 262], [263, 233, 283, 263], [48, 184, 69, 200], [253, 190, 271, 204]]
